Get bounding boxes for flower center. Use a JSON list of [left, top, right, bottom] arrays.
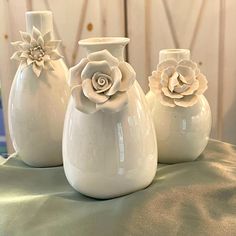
[[168, 72, 190, 94], [29, 45, 45, 61], [97, 77, 106, 86], [92, 72, 112, 94]]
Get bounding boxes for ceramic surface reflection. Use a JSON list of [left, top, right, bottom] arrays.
[[9, 60, 69, 167], [63, 82, 157, 199], [8, 11, 69, 167], [63, 37, 157, 199], [146, 91, 211, 163]]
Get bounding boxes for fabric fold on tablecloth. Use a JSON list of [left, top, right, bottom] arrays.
[[0, 140, 236, 236]]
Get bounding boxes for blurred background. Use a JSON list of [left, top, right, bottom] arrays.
[[0, 0, 235, 154]]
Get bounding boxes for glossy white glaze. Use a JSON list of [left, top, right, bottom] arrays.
[[8, 11, 69, 167], [63, 37, 157, 199], [146, 49, 212, 163], [146, 91, 211, 163]]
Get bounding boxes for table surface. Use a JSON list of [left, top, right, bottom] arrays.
[[0, 139, 236, 236]]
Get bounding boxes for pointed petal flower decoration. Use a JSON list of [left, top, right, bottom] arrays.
[[69, 49, 136, 114], [149, 59, 208, 108], [11, 27, 63, 77]]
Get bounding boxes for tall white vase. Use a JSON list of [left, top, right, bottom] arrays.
[[8, 11, 69, 167], [146, 49, 211, 164], [63, 37, 157, 199]]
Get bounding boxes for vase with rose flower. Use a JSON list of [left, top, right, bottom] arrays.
[[8, 11, 69, 167], [146, 49, 211, 164], [63, 37, 157, 199]]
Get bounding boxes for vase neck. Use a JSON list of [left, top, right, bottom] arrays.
[[79, 37, 130, 61], [26, 11, 53, 35], [159, 49, 190, 63]]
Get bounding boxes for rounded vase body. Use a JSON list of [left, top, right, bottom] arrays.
[[146, 91, 211, 163], [63, 38, 157, 199], [8, 11, 69, 167], [146, 49, 212, 163]]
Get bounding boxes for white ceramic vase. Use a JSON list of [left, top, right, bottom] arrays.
[[63, 37, 157, 199], [146, 49, 211, 164], [8, 11, 69, 167]]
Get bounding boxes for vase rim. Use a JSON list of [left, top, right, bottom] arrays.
[[79, 37, 130, 46], [26, 11, 52, 15], [160, 48, 190, 54], [159, 49, 190, 62]]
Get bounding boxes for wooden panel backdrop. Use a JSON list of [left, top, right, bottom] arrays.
[[1, 0, 236, 153]]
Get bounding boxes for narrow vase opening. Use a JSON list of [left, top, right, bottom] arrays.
[[26, 11, 53, 35], [79, 37, 130, 61], [159, 49, 190, 63]]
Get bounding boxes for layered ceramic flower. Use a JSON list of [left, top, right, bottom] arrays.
[[149, 59, 208, 107], [69, 50, 136, 114], [11, 27, 63, 77]]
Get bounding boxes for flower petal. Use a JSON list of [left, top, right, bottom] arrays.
[[149, 80, 161, 92], [50, 51, 63, 60], [174, 95, 198, 107], [88, 50, 119, 66], [45, 40, 61, 50], [20, 51, 29, 58], [149, 70, 161, 82], [162, 87, 183, 99], [173, 84, 190, 94], [168, 71, 179, 92], [20, 42, 31, 50], [148, 71, 161, 89], [181, 79, 199, 95], [43, 31, 52, 42], [36, 60, 44, 67], [81, 61, 111, 80], [32, 63, 42, 77], [196, 73, 208, 95], [82, 79, 109, 104], [96, 92, 128, 113], [30, 38, 37, 47], [105, 67, 122, 96], [178, 60, 196, 70], [71, 85, 97, 114], [118, 62, 136, 91], [161, 67, 175, 87], [10, 51, 22, 61], [27, 58, 33, 65], [32, 27, 41, 40], [157, 59, 177, 71], [176, 65, 194, 84], [179, 59, 200, 76], [159, 92, 176, 107], [69, 58, 88, 87], [11, 41, 23, 50], [37, 36, 44, 47], [20, 31, 31, 43], [149, 71, 162, 92]]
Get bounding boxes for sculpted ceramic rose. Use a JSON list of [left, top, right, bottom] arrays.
[[69, 49, 136, 113], [149, 59, 208, 107]]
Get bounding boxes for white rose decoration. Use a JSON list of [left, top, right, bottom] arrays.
[[69, 50, 136, 114], [149, 59, 208, 107]]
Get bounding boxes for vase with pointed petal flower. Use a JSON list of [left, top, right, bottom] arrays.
[[63, 37, 157, 199], [8, 11, 69, 167], [146, 49, 212, 164]]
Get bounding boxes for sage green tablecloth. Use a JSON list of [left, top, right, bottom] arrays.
[[0, 140, 236, 236]]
